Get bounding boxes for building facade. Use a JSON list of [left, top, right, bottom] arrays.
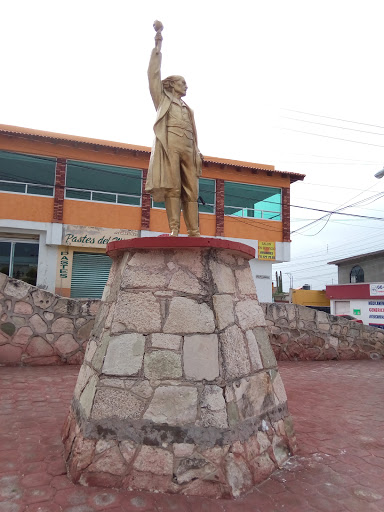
[[327, 250, 384, 328], [0, 124, 304, 302]]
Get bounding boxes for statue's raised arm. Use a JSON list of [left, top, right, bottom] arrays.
[[148, 21, 164, 110]]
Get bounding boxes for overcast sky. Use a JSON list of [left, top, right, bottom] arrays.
[[2, 0, 384, 291]]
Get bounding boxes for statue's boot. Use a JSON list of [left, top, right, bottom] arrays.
[[182, 201, 200, 237], [165, 197, 181, 237]]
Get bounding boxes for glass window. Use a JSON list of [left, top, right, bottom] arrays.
[[152, 178, 215, 213], [224, 182, 281, 220], [0, 150, 55, 197], [0, 240, 39, 286], [350, 265, 364, 283], [66, 160, 142, 206]]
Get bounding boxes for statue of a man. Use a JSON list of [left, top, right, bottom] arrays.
[[145, 21, 203, 237]]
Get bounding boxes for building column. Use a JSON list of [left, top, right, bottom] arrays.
[[53, 158, 66, 223], [282, 187, 290, 242], [215, 178, 224, 237], [141, 169, 151, 231]]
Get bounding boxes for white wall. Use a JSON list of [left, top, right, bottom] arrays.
[[330, 298, 384, 327], [0, 220, 61, 292]]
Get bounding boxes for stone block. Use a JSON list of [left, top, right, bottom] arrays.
[[120, 440, 137, 464], [245, 330, 263, 370], [225, 453, 253, 498], [164, 297, 215, 334], [91, 388, 145, 420], [253, 327, 277, 368], [173, 250, 204, 278], [4, 279, 31, 299], [183, 334, 219, 381], [52, 317, 74, 333], [271, 372, 288, 404], [144, 350, 182, 379], [235, 268, 257, 295], [144, 385, 198, 425], [175, 454, 216, 484], [209, 260, 236, 293], [213, 294, 234, 330], [88, 446, 127, 476], [12, 326, 33, 346], [32, 288, 56, 309], [54, 334, 79, 355], [235, 300, 266, 330], [151, 333, 181, 350], [26, 336, 54, 357], [0, 273, 7, 290], [249, 452, 275, 483], [14, 301, 33, 315], [168, 270, 202, 295], [102, 333, 145, 376], [122, 267, 168, 289], [79, 374, 98, 418], [174, 443, 195, 457], [199, 385, 228, 428], [220, 325, 250, 379], [73, 364, 95, 400], [77, 319, 95, 341], [30, 314, 48, 334], [128, 251, 165, 268], [299, 307, 316, 322], [91, 334, 110, 371], [234, 373, 274, 420], [133, 446, 173, 475], [114, 291, 161, 333]]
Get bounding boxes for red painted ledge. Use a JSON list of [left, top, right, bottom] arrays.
[[106, 237, 255, 259]]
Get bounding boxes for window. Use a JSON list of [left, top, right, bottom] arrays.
[[350, 265, 364, 283], [152, 178, 215, 213], [65, 160, 142, 206], [0, 150, 55, 196], [0, 240, 39, 286], [224, 182, 281, 220]]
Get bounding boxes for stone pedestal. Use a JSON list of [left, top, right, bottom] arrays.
[[62, 237, 297, 498]]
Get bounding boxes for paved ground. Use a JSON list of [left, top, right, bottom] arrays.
[[1, 360, 384, 512]]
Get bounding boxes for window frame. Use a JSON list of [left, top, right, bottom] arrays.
[[223, 180, 282, 221], [65, 160, 143, 207], [0, 150, 56, 198]]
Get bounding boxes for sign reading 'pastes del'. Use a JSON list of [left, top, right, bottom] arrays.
[[62, 225, 139, 248]]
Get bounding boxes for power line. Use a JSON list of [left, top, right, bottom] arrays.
[[281, 116, 384, 136], [282, 128, 384, 148], [281, 109, 384, 130]]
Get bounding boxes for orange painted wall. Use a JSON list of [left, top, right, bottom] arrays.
[[224, 216, 283, 242], [0, 193, 53, 222], [63, 200, 142, 230], [149, 210, 216, 237]]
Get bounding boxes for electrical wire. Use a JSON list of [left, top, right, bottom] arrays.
[[282, 128, 384, 148], [281, 116, 384, 136], [281, 109, 384, 130]]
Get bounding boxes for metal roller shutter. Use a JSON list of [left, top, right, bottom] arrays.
[[70, 252, 112, 299]]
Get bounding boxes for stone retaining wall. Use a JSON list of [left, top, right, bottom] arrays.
[[261, 302, 384, 361], [0, 273, 100, 366]]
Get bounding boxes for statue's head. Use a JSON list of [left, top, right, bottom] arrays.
[[162, 75, 187, 97]]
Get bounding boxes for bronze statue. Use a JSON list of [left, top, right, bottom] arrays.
[[145, 21, 203, 237]]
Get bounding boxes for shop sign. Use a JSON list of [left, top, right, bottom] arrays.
[[62, 225, 139, 248], [60, 251, 69, 278], [370, 283, 384, 296], [258, 241, 275, 261], [353, 309, 361, 315]]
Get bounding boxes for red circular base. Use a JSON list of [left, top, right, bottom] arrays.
[[106, 237, 255, 259]]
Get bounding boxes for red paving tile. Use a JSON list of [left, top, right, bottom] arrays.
[[0, 360, 383, 511]]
